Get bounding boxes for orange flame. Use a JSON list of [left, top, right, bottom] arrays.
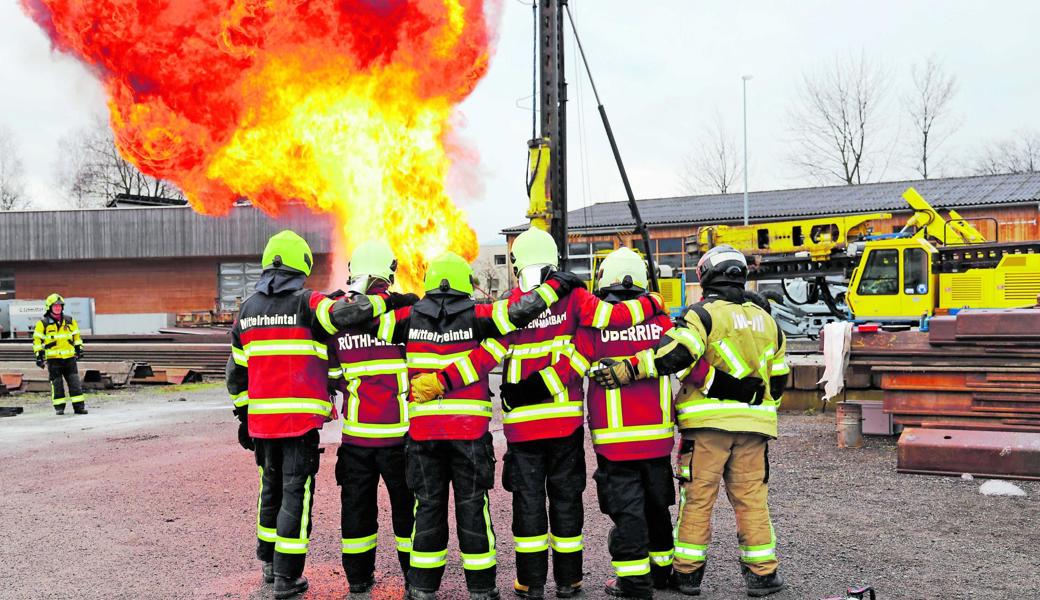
[[22, 0, 495, 290]]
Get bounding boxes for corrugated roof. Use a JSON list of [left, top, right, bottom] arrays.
[[501, 172, 1040, 234]]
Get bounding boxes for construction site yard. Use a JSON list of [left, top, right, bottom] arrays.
[[1, 383, 1037, 600]]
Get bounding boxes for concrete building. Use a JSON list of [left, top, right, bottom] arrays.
[[501, 172, 1040, 290], [472, 243, 510, 298]]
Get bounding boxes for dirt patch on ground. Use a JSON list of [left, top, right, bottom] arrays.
[[0, 387, 1036, 599]]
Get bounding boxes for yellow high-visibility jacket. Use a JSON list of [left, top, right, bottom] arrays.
[[33, 316, 83, 360]]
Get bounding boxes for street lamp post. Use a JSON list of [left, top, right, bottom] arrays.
[[742, 74, 753, 226]]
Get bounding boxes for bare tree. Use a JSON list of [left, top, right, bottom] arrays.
[[971, 130, 1040, 175], [0, 126, 28, 210], [55, 120, 183, 207], [679, 112, 742, 194], [906, 57, 959, 179], [788, 53, 892, 185]]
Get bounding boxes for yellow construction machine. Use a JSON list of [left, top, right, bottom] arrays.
[[688, 188, 1040, 332]]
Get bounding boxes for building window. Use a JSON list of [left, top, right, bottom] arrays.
[[592, 241, 614, 253], [219, 262, 263, 310], [566, 242, 594, 280], [0, 269, 13, 300], [494, 254, 507, 266]]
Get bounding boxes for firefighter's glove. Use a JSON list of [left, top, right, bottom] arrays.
[[36, 352, 46, 368], [547, 270, 584, 296], [410, 372, 447, 403], [387, 292, 420, 309], [499, 373, 552, 412], [591, 358, 637, 390], [711, 372, 767, 405], [75, 346, 84, 360], [237, 420, 254, 452]]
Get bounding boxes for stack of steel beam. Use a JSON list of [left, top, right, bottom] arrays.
[[0, 342, 229, 377], [842, 309, 1040, 479]]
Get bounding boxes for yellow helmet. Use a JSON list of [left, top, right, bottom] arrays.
[[45, 293, 65, 310], [597, 247, 648, 292], [349, 240, 397, 283], [261, 230, 314, 276], [424, 252, 474, 295]]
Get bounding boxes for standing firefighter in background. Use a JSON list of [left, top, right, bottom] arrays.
[[593, 245, 790, 598], [420, 229, 667, 600], [34, 294, 86, 415], [373, 252, 582, 600], [226, 230, 412, 599], [326, 240, 418, 594]]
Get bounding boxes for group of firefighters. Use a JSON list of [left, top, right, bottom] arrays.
[[226, 227, 790, 600]]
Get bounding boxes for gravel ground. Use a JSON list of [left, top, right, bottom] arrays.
[[0, 383, 1037, 600]]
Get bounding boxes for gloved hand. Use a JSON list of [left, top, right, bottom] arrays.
[[237, 420, 254, 451], [547, 270, 584, 296], [75, 346, 84, 360], [36, 352, 46, 369], [410, 372, 446, 403], [387, 292, 420, 309], [591, 358, 637, 389], [707, 370, 766, 405], [499, 373, 552, 412]]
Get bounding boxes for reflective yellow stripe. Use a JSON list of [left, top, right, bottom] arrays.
[[316, 298, 337, 335], [534, 281, 559, 307], [407, 351, 472, 370], [637, 348, 657, 378], [677, 401, 777, 417], [340, 359, 409, 378], [590, 423, 675, 445], [377, 312, 396, 342], [514, 534, 550, 553], [540, 368, 566, 397], [244, 339, 328, 359], [771, 361, 790, 375], [612, 557, 650, 576], [368, 294, 387, 317], [591, 302, 612, 329], [231, 391, 249, 408], [660, 375, 672, 418], [410, 548, 448, 568], [549, 533, 583, 553], [342, 421, 410, 438], [569, 350, 590, 376], [328, 367, 343, 379], [457, 356, 480, 386], [502, 401, 583, 424], [621, 298, 644, 324], [396, 536, 412, 552], [409, 399, 493, 419], [606, 388, 623, 429], [249, 397, 332, 416], [669, 328, 705, 357], [231, 346, 248, 367], [461, 550, 497, 570], [341, 534, 378, 554], [481, 338, 508, 362], [714, 339, 752, 378], [650, 549, 674, 566], [674, 542, 708, 560], [492, 299, 517, 335]]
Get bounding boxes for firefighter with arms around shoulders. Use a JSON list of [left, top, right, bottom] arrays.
[[34, 293, 86, 415], [415, 229, 668, 600], [592, 245, 790, 598], [325, 240, 419, 593], [225, 230, 414, 599], [367, 251, 582, 600]]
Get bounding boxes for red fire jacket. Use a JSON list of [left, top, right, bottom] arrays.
[[442, 286, 665, 443]]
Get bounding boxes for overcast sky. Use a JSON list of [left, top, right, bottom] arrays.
[[2, 1, 1039, 244]]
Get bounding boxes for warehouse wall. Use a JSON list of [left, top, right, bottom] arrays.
[[8, 253, 336, 316]]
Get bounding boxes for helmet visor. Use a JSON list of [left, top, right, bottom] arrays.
[[518, 264, 552, 292]]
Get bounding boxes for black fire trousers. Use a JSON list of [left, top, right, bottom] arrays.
[[405, 434, 497, 593], [254, 429, 320, 579], [593, 454, 676, 597], [336, 443, 414, 585], [503, 427, 586, 589], [47, 358, 84, 409]]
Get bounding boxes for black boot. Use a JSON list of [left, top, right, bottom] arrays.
[[406, 585, 438, 600], [55, 404, 66, 415], [73, 402, 88, 415], [513, 580, 544, 599], [673, 565, 705, 596], [555, 581, 582, 598], [741, 564, 785, 597], [604, 577, 652, 599], [273, 575, 309, 599], [261, 561, 274, 584], [469, 588, 500, 600], [349, 574, 375, 594]]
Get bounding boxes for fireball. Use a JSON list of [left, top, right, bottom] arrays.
[[22, 0, 494, 290]]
